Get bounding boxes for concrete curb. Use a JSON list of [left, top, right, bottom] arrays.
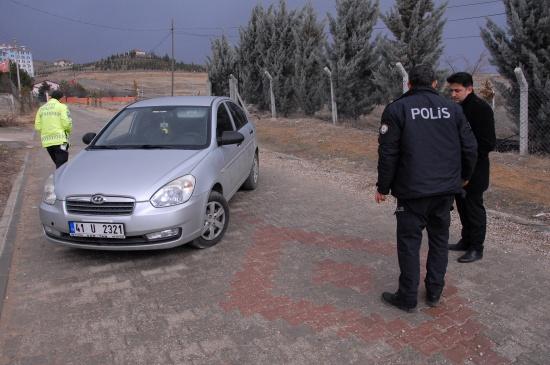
[[0, 148, 31, 316]]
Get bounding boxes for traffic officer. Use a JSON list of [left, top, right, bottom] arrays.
[[447, 72, 496, 263], [375, 65, 478, 312], [35, 90, 72, 168]]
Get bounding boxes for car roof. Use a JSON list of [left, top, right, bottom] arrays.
[[128, 96, 229, 108]]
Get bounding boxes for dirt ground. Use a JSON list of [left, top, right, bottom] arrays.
[[0, 114, 33, 215], [253, 112, 550, 222], [36, 70, 208, 98]]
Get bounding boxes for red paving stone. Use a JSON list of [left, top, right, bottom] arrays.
[[220, 223, 508, 364]]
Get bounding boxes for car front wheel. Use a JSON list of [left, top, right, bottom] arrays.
[[241, 152, 259, 190], [191, 191, 229, 249]]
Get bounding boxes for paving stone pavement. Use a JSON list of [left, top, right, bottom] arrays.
[[0, 106, 549, 364]]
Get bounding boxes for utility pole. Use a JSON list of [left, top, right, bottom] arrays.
[[171, 18, 175, 96], [323, 66, 337, 125], [12, 39, 21, 99]]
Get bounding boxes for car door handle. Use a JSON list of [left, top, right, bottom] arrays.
[[249, 129, 254, 135]]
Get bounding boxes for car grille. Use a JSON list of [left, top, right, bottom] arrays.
[[66, 196, 135, 215]]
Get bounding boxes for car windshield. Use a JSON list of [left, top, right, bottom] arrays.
[[91, 106, 210, 149]]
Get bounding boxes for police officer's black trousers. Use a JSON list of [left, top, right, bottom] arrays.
[[46, 145, 68, 169], [395, 195, 453, 307], [455, 192, 486, 252]]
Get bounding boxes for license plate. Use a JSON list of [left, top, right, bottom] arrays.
[[69, 222, 125, 239]]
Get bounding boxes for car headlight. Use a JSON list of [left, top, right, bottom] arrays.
[[150, 175, 195, 208], [43, 174, 56, 205]]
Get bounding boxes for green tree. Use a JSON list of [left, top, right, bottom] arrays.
[[9, 61, 33, 89], [206, 35, 237, 96], [481, 0, 550, 153], [327, 0, 380, 119], [237, 4, 266, 106], [263, 0, 300, 116], [293, 3, 327, 115], [373, 0, 446, 102]]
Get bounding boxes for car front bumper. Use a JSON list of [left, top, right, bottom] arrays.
[[38, 191, 209, 251]]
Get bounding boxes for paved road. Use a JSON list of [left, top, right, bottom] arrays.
[[0, 105, 549, 364]]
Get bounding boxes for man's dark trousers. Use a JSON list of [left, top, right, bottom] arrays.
[[455, 192, 486, 252], [396, 195, 454, 307], [46, 145, 68, 169]]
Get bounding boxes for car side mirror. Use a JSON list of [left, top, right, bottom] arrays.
[[217, 131, 244, 146], [82, 132, 97, 145]]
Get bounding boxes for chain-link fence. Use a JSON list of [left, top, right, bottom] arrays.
[[388, 66, 550, 157], [523, 87, 550, 155]]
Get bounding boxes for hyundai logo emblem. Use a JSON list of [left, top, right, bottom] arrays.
[[91, 195, 105, 205]]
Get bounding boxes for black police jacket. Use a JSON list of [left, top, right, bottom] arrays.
[[461, 92, 496, 193], [377, 87, 478, 199]]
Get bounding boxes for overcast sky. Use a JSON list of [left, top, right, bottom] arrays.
[[1, 0, 506, 71]]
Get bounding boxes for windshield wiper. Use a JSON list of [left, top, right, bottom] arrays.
[[88, 145, 123, 150], [132, 145, 178, 149]]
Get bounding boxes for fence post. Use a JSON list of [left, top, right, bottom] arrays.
[[323, 66, 337, 125], [8, 94, 15, 114], [206, 79, 212, 96], [395, 62, 409, 94], [229, 74, 238, 102], [264, 70, 276, 119], [514, 67, 529, 156]]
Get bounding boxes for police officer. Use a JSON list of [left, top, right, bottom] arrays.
[[376, 65, 478, 312], [447, 72, 496, 263], [35, 90, 72, 168]]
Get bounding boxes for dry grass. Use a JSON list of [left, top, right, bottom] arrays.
[[37, 70, 208, 97], [255, 111, 550, 220]]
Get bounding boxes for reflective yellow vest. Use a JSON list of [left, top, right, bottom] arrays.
[[35, 98, 72, 148]]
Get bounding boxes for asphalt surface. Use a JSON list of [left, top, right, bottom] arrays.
[[0, 105, 549, 364]]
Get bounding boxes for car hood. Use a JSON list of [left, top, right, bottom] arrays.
[[55, 149, 209, 201]]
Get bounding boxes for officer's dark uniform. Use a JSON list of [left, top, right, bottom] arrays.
[[377, 87, 478, 307], [455, 92, 496, 254]]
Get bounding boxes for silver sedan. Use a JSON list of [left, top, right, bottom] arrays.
[[39, 96, 259, 250]]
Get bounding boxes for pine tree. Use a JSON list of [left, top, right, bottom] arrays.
[[481, 0, 550, 153], [373, 0, 446, 102], [263, 0, 300, 116], [206, 35, 237, 97], [293, 3, 327, 116], [327, 0, 380, 120], [237, 5, 266, 106]]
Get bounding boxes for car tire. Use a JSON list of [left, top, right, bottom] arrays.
[[241, 152, 259, 191], [190, 191, 230, 249]]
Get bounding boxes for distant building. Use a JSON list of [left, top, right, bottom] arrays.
[[32, 80, 60, 96], [132, 49, 146, 57], [0, 43, 34, 77], [53, 59, 73, 67]]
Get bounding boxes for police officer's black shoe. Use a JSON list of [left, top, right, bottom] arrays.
[[448, 239, 469, 251], [381, 292, 417, 313], [426, 292, 441, 307], [457, 249, 483, 263]]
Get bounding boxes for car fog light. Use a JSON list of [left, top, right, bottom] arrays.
[[146, 228, 180, 241], [44, 225, 62, 237]]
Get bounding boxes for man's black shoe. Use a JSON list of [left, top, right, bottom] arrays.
[[457, 249, 483, 263], [426, 293, 441, 307], [381, 292, 416, 313], [448, 240, 469, 251]]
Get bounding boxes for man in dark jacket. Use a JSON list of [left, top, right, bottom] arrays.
[[447, 72, 496, 263], [376, 65, 478, 312]]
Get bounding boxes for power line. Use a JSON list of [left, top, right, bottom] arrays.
[[7, 0, 167, 32], [150, 32, 171, 53], [448, 0, 502, 9], [448, 12, 506, 22]]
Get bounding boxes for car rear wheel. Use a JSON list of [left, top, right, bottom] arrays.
[[241, 152, 259, 190], [190, 191, 229, 249]]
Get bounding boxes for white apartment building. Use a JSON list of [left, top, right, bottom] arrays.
[[0, 43, 34, 77]]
